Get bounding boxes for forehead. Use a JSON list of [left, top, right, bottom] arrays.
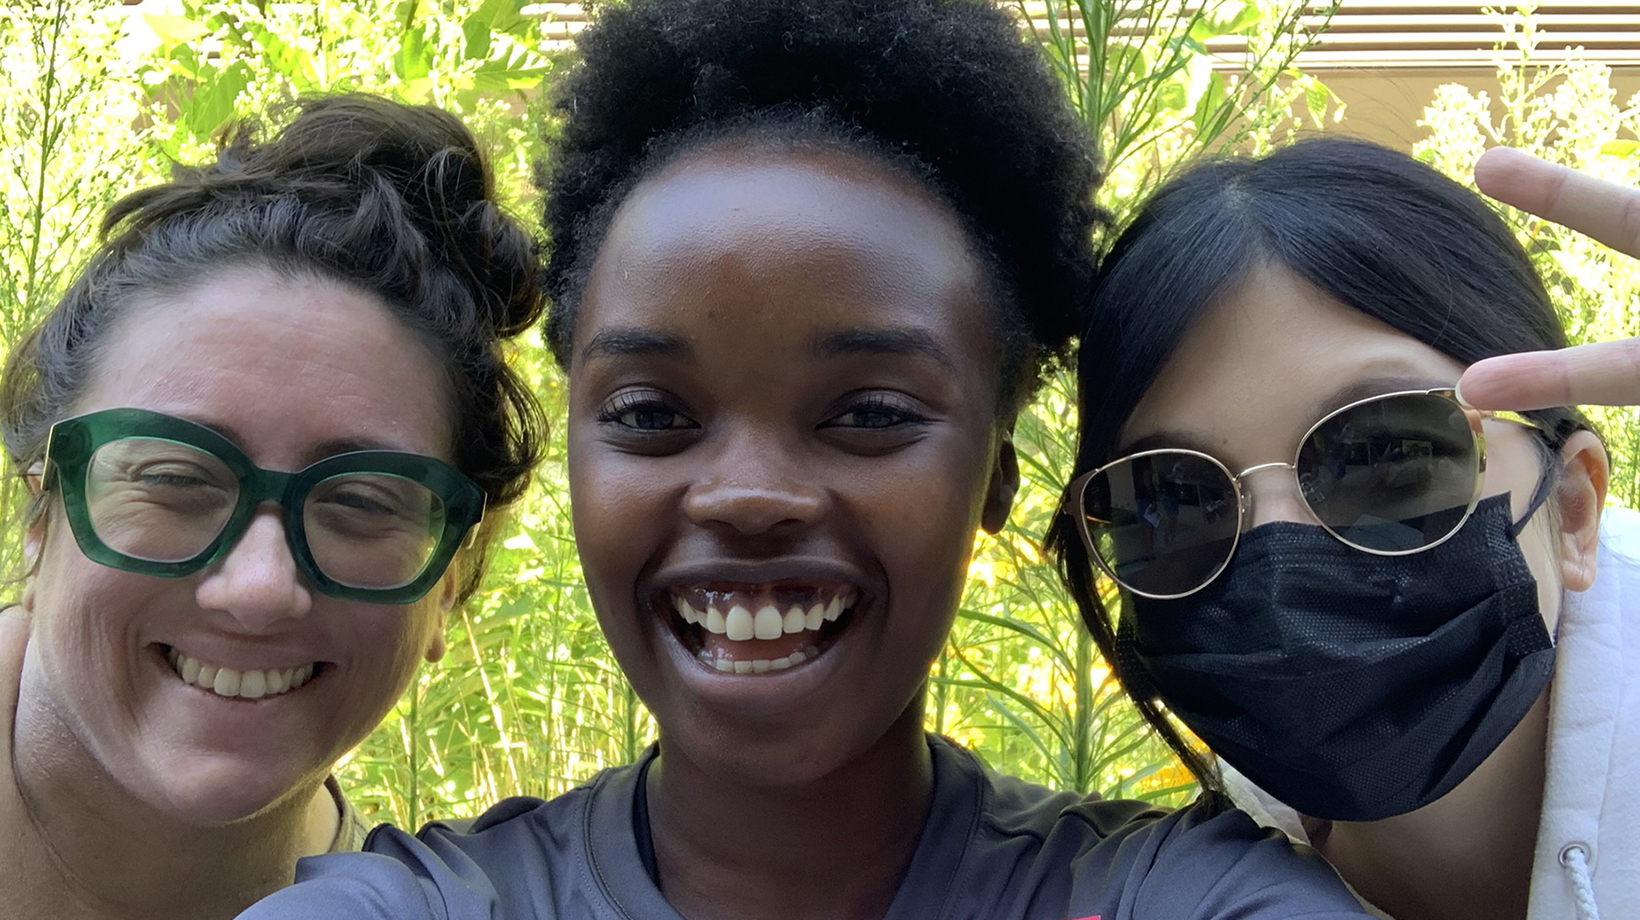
[[76, 267, 454, 464], [572, 144, 996, 368], [1120, 265, 1469, 461]]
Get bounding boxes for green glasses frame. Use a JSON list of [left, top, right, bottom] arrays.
[[42, 407, 485, 604]]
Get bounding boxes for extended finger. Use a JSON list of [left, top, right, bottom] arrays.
[[1474, 147, 1640, 259], [1459, 339, 1640, 411]]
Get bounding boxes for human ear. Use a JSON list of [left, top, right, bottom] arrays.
[[423, 560, 460, 664], [21, 465, 45, 573], [981, 430, 1020, 535], [1553, 430, 1607, 592]]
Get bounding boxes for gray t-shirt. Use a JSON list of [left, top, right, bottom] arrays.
[[239, 735, 1369, 920]]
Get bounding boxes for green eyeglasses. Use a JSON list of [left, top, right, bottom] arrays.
[[42, 408, 485, 604]]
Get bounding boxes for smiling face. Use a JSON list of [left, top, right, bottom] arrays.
[[1121, 264, 1572, 629], [17, 266, 456, 824], [566, 141, 1014, 786]]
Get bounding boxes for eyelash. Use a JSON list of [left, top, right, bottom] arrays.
[[596, 390, 696, 431], [824, 393, 929, 430]]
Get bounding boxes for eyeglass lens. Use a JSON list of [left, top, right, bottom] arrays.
[[1081, 392, 1481, 596], [84, 437, 449, 590], [1081, 452, 1239, 598]]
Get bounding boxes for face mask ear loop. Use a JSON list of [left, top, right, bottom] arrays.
[[1508, 466, 1558, 539]]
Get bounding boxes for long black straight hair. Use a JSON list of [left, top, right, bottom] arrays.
[[1046, 136, 1593, 781]]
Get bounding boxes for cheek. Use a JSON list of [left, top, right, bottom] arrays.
[[335, 604, 442, 723], [1516, 519, 1564, 633]]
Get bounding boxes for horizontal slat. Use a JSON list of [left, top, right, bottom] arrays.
[[521, 1, 1640, 69]]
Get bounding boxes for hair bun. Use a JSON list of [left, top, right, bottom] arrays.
[[199, 95, 545, 335]]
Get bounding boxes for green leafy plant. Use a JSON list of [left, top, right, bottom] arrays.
[[1414, 4, 1640, 506], [0, 0, 1342, 825]]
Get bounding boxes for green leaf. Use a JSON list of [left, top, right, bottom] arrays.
[[1222, 2, 1264, 36], [394, 25, 433, 82], [470, 46, 554, 92], [1157, 79, 1188, 111], [1192, 72, 1230, 136], [143, 13, 209, 43], [1600, 139, 1640, 159], [181, 60, 253, 140], [463, 11, 493, 62], [1306, 80, 1331, 123]]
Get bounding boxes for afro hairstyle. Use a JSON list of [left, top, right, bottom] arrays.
[[537, 0, 1102, 414]]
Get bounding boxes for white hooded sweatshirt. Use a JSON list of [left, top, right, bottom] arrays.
[[1223, 506, 1640, 920]]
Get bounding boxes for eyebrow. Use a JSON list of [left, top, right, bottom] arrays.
[[177, 418, 407, 467], [1115, 374, 1456, 458], [580, 328, 692, 361], [812, 327, 952, 368]]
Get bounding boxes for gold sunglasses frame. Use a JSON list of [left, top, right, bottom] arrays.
[[1062, 387, 1542, 600]]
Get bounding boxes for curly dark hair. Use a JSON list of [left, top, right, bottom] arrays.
[[0, 93, 548, 603], [537, 0, 1103, 414]]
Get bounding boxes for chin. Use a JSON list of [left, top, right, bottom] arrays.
[[133, 750, 325, 827]]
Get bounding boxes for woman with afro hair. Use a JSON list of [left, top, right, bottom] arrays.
[[240, 1, 1370, 918]]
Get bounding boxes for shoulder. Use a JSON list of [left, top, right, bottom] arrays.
[[926, 739, 1368, 919], [236, 763, 636, 920]]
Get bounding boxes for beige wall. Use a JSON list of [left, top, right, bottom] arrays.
[[1312, 67, 1640, 150]]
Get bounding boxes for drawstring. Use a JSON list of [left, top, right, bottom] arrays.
[[1560, 844, 1601, 920]]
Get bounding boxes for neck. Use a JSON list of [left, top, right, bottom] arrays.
[[5, 706, 337, 920], [647, 700, 933, 920], [1314, 692, 1549, 920]]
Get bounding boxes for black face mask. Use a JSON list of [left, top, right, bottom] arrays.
[[1122, 491, 1556, 822]]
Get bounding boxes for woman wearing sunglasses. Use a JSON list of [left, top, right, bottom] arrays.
[[0, 94, 545, 920], [237, 2, 1372, 919], [1049, 135, 1636, 920]]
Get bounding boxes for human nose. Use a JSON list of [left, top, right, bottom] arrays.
[[1237, 461, 1320, 529], [682, 433, 826, 535], [193, 507, 315, 629]]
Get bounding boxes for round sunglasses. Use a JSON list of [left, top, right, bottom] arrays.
[[41, 407, 485, 604], [1062, 388, 1544, 599]]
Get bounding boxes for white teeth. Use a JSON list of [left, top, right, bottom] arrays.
[[672, 591, 857, 638], [169, 650, 313, 700], [704, 606, 727, 634], [753, 605, 784, 640], [239, 670, 267, 699], [725, 605, 756, 641], [696, 645, 819, 675]]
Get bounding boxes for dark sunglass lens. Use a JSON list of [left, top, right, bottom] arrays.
[[1082, 453, 1239, 596], [1297, 393, 1478, 552]]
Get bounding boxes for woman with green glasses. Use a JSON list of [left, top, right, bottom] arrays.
[[1048, 137, 1638, 920], [0, 94, 545, 920]]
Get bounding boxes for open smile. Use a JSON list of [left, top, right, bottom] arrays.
[[662, 581, 862, 675], [158, 644, 323, 700]]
